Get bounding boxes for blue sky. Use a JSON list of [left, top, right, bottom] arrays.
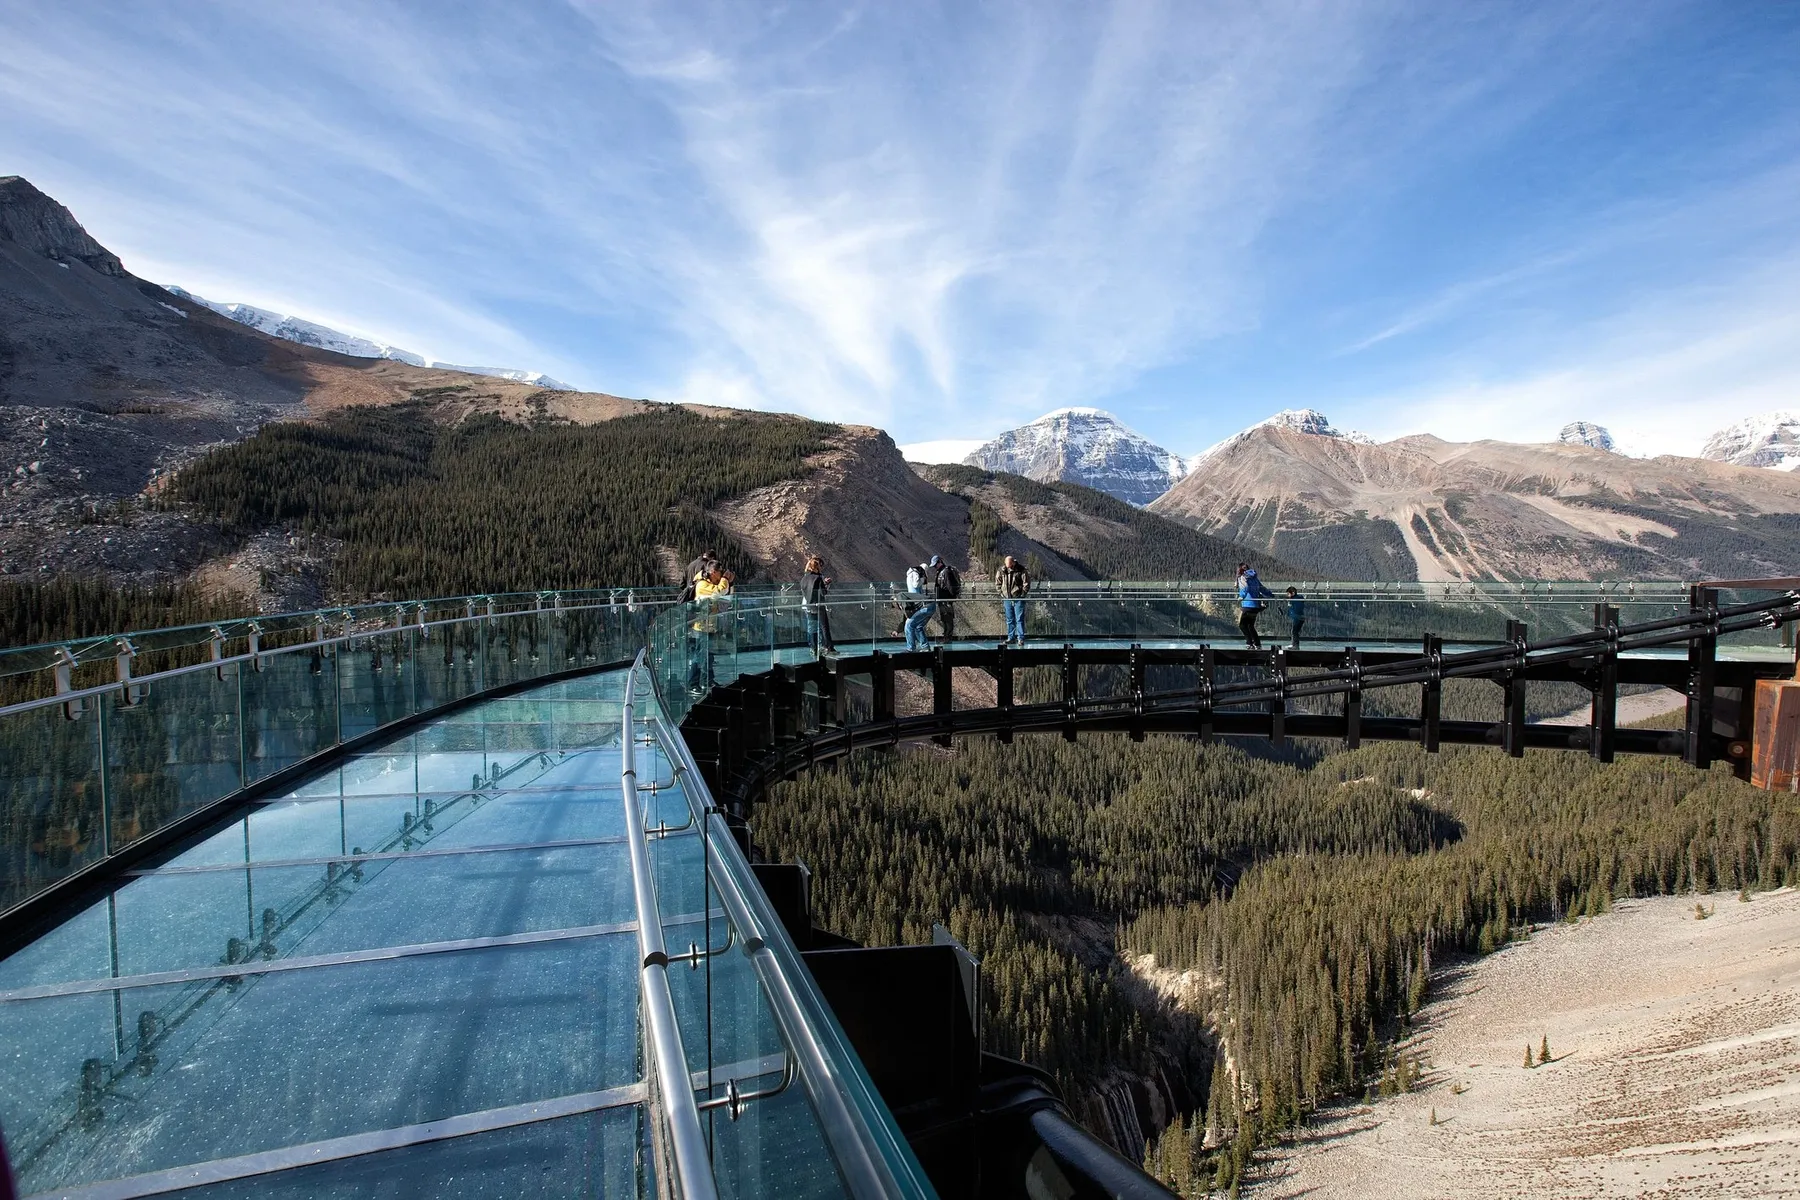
[[3, 1, 1797, 458]]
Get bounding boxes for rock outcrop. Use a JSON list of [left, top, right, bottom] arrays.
[[0, 176, 125, 276]]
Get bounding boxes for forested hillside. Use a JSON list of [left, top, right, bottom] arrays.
[[757, 735, 1800, 1195], [170, 403, 834, 596]]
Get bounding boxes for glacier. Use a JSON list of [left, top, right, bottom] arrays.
[[164, 287, 572, 390]]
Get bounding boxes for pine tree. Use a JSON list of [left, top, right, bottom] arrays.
[[1538, 1035, 1550, 1065], [1524, 1045, 1534, 1069]]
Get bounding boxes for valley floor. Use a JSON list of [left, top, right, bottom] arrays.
[[1254, 888, 1800, 1199]]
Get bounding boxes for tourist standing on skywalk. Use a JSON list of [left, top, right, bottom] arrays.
[[1237, 562, 1274, 649], [936, 559, 962, 642], [904, 556, 944, 651], [688, 562, 734, 695], [801, 555, 835, 657], [996, 555, 1031, 646], [1286, 586, 1307, 648]]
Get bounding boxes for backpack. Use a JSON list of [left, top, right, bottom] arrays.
[[678, 579, 697, 604], [937, 565, 961, 599], [906, 566, 925, 593]]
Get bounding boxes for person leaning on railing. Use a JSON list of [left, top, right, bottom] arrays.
[[996, 555, 1031, 647], [687, 562, 734, 696]]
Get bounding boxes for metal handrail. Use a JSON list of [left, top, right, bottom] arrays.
[[7, 577, 1759, 672], [640, 703, 931, 1199], [622, 652, 718, 1200]]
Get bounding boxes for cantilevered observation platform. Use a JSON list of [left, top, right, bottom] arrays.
[[1, 580, 1795, 1199]]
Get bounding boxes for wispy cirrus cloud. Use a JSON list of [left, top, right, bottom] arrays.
[[0, 1, 1796, 453]]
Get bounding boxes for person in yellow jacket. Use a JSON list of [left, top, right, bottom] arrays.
[[687, 563, 734, 695]]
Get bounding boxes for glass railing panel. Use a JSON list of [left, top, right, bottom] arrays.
[[480, 612, 539, 693], [554, 607, 615, 668], [413, 621, 486, 711], [242, 643, 340, 784], [0, 933, 642, 1195], [700, 808, 931, 1197], [336, 628, 418, 741], [666, 910, 780, 1073], [647, 828, 709, 924], [631, 682, 935, 1199], [0, 701, 106, 913], [711, 1084, 853, 1200], [104, 665, 244, 853], [1715, 587, 1794, 659], [151, 1107, 644, 1199]]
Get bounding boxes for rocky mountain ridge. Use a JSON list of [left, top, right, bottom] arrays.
[[1702, 410, 1800, 471], [1558, 421, 1616, 451], [1151, 421, 1800, 581]]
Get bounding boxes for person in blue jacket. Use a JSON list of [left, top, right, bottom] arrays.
[[1285, 585, 1307, 647], [1237, 562, 1275, 649]]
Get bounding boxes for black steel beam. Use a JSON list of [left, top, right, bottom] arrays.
[[1686, 587, 1717, 769]]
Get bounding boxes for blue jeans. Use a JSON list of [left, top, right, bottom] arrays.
[[1004, 599, 1026, 643], [804, 608, 833, 655], [904, 602, 937, 650]]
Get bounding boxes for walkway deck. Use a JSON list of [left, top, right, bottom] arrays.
[[0, 671, 846, 1199]]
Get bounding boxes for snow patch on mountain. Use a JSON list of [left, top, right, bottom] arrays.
[[165, 287, 572, 390], [1702, 411, 1800, 471], [962, 409, 1187, 506], [1190, 408, 1375, 465], [1558, 421, 1616, 451]]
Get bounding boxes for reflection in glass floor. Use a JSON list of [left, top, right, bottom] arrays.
[[0, 670, 844, 1199]]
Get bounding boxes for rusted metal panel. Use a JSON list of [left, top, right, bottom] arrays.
[[1751, 679, 1800, 791]]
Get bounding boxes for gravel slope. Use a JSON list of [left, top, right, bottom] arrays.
[[1256, 888, 1800, 1199]]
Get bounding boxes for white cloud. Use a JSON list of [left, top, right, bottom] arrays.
[[899, 438, 990, 465], [0, 0, 1794, 453]]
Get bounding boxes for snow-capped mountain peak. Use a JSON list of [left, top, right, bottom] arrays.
[[1258, 408, 1375, 444], [1701, 410, 1800, 471], [1558, 421, 1616, 451], [165, 287, 573, 390], [1190, 408, 1375, 466], [961, 408, 1187, 506]]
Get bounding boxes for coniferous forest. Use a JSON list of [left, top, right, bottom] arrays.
[[170, 402, 833, 595], [756, 733, 1800, 1195]]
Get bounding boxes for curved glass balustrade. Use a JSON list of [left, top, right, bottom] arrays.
[[2, 579, 1789, 922], [2, 576, 1791, 1198]]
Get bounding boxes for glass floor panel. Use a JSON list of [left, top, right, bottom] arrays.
[[160, 1106, 643, 1200], [3, 934, 641, 1195]]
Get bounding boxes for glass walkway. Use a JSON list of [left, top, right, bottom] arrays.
[[0, 579, 1791, 1197], [0, 662, 925, 1198]]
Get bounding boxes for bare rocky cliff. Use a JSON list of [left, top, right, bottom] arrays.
[[1151, 425, 1800, 581], [709, 425, 977, 582], [0, 176, 126, 276]]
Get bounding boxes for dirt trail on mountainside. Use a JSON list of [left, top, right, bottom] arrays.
[[1255, 889, 1800, 1199]]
